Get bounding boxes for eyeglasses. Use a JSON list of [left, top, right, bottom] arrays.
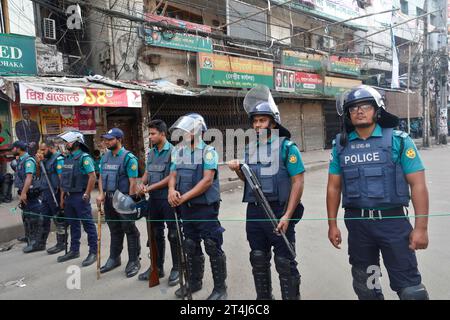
[[348, 104, 373, 114]]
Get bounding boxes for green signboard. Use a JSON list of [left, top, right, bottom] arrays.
[[281, 50, 323, 72], [143, 28, 212, 53], [328, 56, 361, 77], [197, 53, 274, 89], [0, 33, 37, 76]]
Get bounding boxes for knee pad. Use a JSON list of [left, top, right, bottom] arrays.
[[250, 250, 271, 269], [204, 238, 220, 257], [184, 238, 200, 256], [351, 266, 384, 300], [398, 284, 429, 300], [274, 256, 291, 276]]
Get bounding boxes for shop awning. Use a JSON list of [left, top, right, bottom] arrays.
[[0, 75, 198, 108]]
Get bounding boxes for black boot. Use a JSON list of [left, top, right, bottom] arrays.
[[20, 213, 31, 244], [22, 215, 35, 253], [207, 254, 228, 300], [82, 253, 97, 267], [125, 229, 141, 278], [125, 260, 141, 278], [57, 250, 80, 263], [23, 216, 46, 253], [205, 239, 227, 300], [250, 250, 274, 300], [168, 230, 180, 286], [175, 239, 204, 298], [138, 267, 151, 281], [274, 256, 301, 300], [100, 256, 121, 273], [155, 229, 166, 278], [47, 233, 66, 255]]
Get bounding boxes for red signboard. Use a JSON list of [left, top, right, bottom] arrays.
[[19, 83, 142, 108]]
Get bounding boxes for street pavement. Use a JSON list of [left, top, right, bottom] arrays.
[[0, 144, 449, 300]]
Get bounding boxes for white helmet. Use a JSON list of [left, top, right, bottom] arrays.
[[169, 113, 207, 134], [57, 130, 89, 152]]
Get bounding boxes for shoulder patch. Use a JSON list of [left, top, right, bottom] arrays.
[[288, 154, 298, 164], [84, 159, 90, 165], [205, 151, 214, 161], [405, 148, 416, 159], [26, 162, 32, 168], [57, 164, 63, 170], [131, 164, 137, 171]]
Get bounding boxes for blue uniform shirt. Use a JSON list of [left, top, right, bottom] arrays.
[[99, 147, 138, 178], [20, 153, 36, 175], [68, 149, 95, 175], [55, 153, 64, 175], [329, 124, 425, 175], [170, 140, 218, 172]]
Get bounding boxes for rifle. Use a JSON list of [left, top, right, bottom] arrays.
[[96, 204, 103, 280], [240, 163, 297, 258], [147, 221, 160, 288], [40, 161, 68, 254], [174, 207, 192, 300]]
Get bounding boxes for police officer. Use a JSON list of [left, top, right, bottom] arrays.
[[12, 141, 45, 253], [168, 113, 227, 300], [57, 131, 98, 267], [37, 139, 67, 255], [327, 85, 429, 300], [138, 120, 179, 285], [228, 85, 305, 300], [96, 128, 141, 278]]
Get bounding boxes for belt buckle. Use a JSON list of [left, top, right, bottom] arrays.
[[368, 209, 375, 220], [367, 209, 382, 220]]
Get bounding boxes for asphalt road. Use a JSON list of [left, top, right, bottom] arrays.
[[1, 145, 449, 300]]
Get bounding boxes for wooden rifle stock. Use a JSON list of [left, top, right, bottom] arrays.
[[148, 222, 160, 288]]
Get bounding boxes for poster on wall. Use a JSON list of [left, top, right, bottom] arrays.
[[274, 69, 296, 93], [11, 103, 42, 156], [77, 107, 96, 134], [60, 107, 79, 132], [39, 107, 62, 135]]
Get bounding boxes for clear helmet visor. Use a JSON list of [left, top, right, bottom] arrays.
[[336, 89, 351, 116], [52, 137, 69, 155], [243, 85, 281, 124], [169, 116, 206, 134], [112, 190, 137, 214]]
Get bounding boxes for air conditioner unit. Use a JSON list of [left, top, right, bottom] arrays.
[[43, 18, 56, 40], [322, 36, 336, 49]]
